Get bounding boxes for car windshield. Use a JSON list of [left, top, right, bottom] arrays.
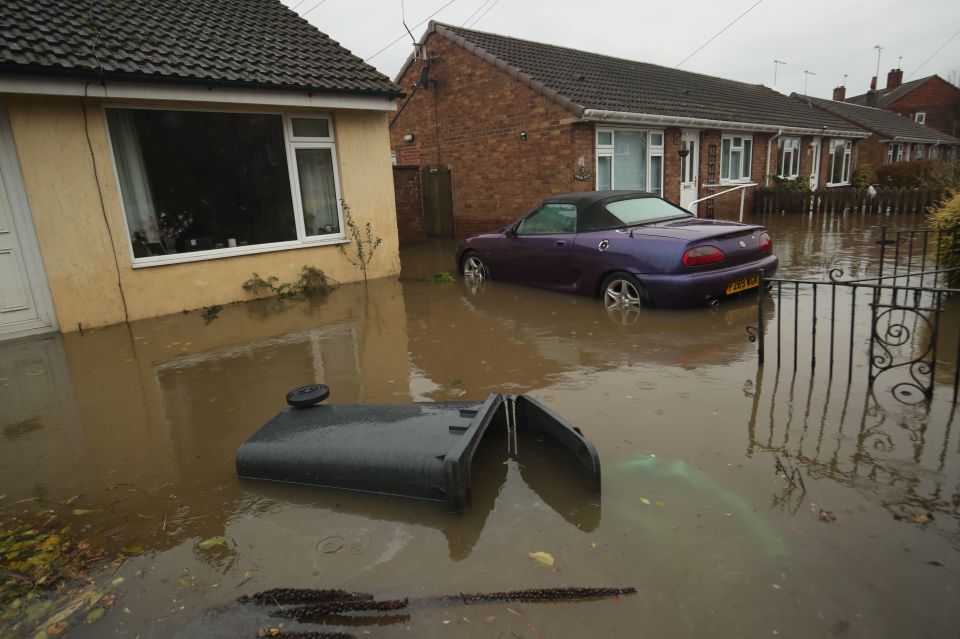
[[604, 198, 692, 226]]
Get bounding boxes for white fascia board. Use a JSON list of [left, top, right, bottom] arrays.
[[581, 109, 869, 138], [0, 76, 397, 111], [891, 135, 958, 145]]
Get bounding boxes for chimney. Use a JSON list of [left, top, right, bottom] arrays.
[[886, 68, 903, 90], [833, 86, 846, 101], [866, 76, 878, 107]]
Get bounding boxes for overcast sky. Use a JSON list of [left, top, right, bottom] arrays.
[[283, 0, 960, 100]]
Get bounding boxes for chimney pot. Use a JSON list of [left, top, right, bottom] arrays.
[[886, 68, 903, 90], [833, 86, 846, 101], [870, 76, 877, 90]]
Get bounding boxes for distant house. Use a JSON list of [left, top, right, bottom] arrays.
[[841, 69, 960, 138], [389, 22, 866, 239], [0, 0, 403, 340], [797, 94, 960, 180]]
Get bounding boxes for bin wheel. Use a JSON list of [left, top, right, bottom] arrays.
[[286, 383, 330, 408]]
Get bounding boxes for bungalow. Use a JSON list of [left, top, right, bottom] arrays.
[[389, 22, 867, 239], [842, 69, 960, 138], [796, 94, 960, 179], [0, 0, 403, 340]]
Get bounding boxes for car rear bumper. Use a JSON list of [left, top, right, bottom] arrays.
[[635, 255, 779, 308]]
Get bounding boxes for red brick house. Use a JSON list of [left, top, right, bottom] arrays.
[[797, 95, 960, 180], [389, 22, 866, 239], [843, 69, 960, 138]]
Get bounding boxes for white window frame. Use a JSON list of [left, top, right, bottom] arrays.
[[594, 127, 665, 195], [887, 142, 904, 163], [930, 145, 940, 160], [720, 134, 753, 183], [776, 137, 801, 178], [914, 144, 925, 160], [915, 112, 926, 124], [826, 139, 852, 186], [103, 105, 347, 269]]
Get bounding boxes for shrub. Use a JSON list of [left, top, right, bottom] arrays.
[[851, 165, 872, 188], [876, 159, 960, 189], [928, 190, 960, 287], [242, 266, 336, 300], [761, 175, 809, 192]]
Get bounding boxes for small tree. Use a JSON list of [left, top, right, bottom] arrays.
[[338, 201, 382, 284]]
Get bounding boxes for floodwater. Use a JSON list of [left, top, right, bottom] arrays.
[[1, 211, 958, 638]]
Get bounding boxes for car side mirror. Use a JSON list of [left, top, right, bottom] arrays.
[[505, 226, 518, 238]]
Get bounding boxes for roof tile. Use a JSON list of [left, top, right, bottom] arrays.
[[799, 95, 959, 144], [0, 0, 400, 97]]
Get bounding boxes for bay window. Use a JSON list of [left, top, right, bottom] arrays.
[[827, 139, 852, 185], [776, 137, 801, 178], [595, 128, 664, 196], [106, 107, 344, 265], [720, 134, 752, 182]]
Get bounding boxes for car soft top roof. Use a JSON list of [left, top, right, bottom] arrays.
[[542, 190, 657, 213]]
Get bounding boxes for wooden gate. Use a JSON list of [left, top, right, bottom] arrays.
[[422, 166, 454, 237]]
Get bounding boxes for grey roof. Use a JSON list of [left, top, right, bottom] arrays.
[[0, 0, 401, 97], [419, 22, 863, 135], [846, 76, 935, 108], [797, 95, 960, 144]]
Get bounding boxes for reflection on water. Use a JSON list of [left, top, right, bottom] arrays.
[[1, 212, 958, 638]]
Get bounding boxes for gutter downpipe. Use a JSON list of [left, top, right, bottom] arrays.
[[765, 129, 783, 187]]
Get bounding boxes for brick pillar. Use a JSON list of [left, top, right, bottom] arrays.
[[886, 68, 903, 90]]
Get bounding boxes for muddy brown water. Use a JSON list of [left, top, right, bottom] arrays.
[[1, 211, 958, 638]]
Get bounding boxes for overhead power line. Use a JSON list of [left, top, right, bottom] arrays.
[[907, 28, 960, 79], [461, 0, 495, 27], [300, 0, 330, 18], [365, 0, 461, 62], [289, 0, 310, 10], [675, 0, 765, 69], [466, 0, 503, 28]]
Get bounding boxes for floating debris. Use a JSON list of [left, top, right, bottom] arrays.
[[271, 598, 409, 623], [239, 589, 375, 606]]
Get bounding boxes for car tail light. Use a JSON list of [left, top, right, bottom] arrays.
[[759, 232, 773, 253], [682, 245, 726, 267]]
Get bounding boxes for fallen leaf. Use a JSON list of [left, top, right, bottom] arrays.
[[655, 500, 665, 507], [818, 510, 838, 523], [640, 497, 651, 506], [178, 576, 195, 587], [724, 512, 732, 517], [85, 608, 105, 624], [197, 536, 226, 550], [912, 513, 933, 524], [528, 551, 554, 567], [71, 509, 98, 516], [111, 577, 125, 586]]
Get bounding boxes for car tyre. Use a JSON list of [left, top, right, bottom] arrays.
[[286, 383, 330, 408], [600, 272, 650, 319], [461, 251, 489, 281]]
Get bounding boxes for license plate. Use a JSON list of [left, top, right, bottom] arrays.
[[726, 273, 760, 295]]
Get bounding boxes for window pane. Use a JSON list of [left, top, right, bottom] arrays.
[[614, 130, 647, 190], [597, 155, 612, 190], [603, 197, 690, 226], [107, 108, 296, 256], [296, 148, 340, 236], [516, 204, 577, 235], [292, 118, 331, 138], [721, 138, 731, 178], [597, 131, 613, 146], [730, 149, 742, 180], [650, 133, 663, 147], [742, 139, 752, 178], [650, 155, 663, 196]]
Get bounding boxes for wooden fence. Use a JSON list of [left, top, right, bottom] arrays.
[[754, 187, 948, 215]]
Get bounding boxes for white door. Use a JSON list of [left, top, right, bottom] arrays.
[[679, 131, 699, 214], [0, 102, 56, 339], [809, 138, 821, 190]]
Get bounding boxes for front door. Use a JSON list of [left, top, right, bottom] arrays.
[[679, 131, 699, 214], [809, 138, 821, 190], [0, 103, 55, 339]]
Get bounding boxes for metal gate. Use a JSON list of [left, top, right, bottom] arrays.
[[746, 226, 960, 404]]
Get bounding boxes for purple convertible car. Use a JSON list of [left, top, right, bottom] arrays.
[[456, 191, 778, 310]]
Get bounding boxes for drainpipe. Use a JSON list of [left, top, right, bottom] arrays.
[[765, 129, 783, 187]]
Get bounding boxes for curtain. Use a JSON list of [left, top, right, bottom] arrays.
[[614, 130, 646, 190], [295, 148, 338, 235], [106, 110, 159, 242]]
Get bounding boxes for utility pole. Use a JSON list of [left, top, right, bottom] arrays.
[[803, 69, 816, 95], [774, 59, 786, 86]]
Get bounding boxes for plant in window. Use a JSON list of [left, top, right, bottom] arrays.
[[157, 210, 194, 248], [339, 201, 382, 284]]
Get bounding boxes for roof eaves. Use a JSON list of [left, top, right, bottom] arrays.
[[581, 108, 868, 138], [432, 22, 585, 117]]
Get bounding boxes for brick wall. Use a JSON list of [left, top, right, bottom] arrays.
[[886, 76, 960, 138], [854, 134, 889, 181], [390, 33, 593, 237], [392, 165, 425, 242]]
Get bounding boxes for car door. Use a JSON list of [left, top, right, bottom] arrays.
[[495, 203, 576, 288]]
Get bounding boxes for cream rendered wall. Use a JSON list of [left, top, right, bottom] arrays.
[[6, 94, 400, 331]]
